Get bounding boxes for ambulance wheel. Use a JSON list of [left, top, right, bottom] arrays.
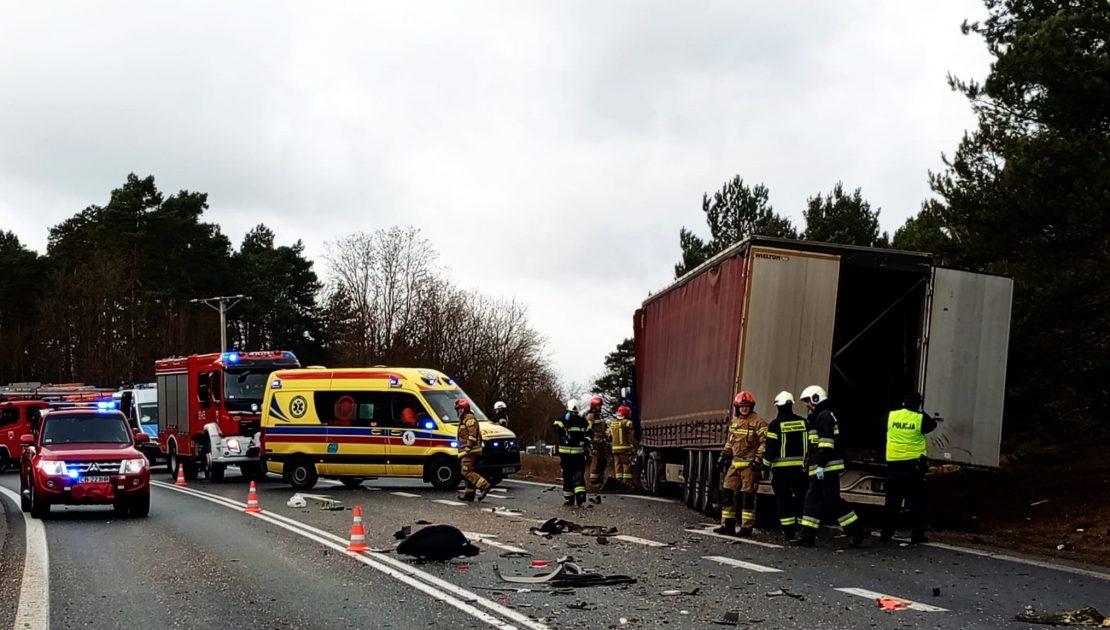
[[340, 478, 365, 488], [285, 459, 318, 490], [428, 457, 461, 491]]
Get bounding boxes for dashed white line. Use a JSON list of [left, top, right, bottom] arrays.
[[619, 494, 675, 504], [703, 555, 782, 573], [432, 499, 467, 507], [463, 532, 529, 555], [0, 486, 51, 630], [685, 527, 785, 549], [613, 535, 670, 548], [924, 542, 1110, 583], [391, 492, 422, 498], [834, 587, 948, 612]]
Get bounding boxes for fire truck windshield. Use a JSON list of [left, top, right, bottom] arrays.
[[224, 370, 269, 411]]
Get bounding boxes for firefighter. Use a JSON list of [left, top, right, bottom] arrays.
[[455, 399, 490, 502], [881, 391, 937, 544], [764, 391, 810, 542], [791, 386, 869, 547], [492, 401, 510, 428], [715, 391, 767, 537], [586, 396, 609, 485], [553, 399, 592, 506], [609, 405, 636, 487]]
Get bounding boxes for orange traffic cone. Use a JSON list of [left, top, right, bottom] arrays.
[[244, 481, 262, 513], [175, 464, 187, 487], [346, 506, 368, 552]]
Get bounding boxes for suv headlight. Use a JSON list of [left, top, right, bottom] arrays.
[[38, 461, 67, 475], [123, 458, 146, 474]]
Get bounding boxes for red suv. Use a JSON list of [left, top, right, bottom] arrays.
[[20, 408, 151, 518]]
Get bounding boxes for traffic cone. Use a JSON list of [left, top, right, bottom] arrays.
[[175, 464, 187, 487], [346, 506, 368, 552], [244, 481, 262, 513]]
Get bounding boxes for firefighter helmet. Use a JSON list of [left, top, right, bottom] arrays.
[[616, 405, 631, 419], [733, 391, 755, 407], [799, 385, 827, 405], [774, 391, 795, 407], [589, 396, 603, 409], [566, 398, 580, 413], [493, 401, 507, 411], [455, 399, 470, 411]]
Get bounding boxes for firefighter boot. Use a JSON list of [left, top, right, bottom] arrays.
[[790, 529, 816, 547], [848, 524, 871, 548], [457, 491, 475, 502], [736, 528, 753, 538], [713, 519, 736, 536], [575, 491, 587, 507], [475, 482, 490, 502], [783, 525, 799, 542]]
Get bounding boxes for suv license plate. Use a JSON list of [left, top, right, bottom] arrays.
[[502, 466, 516, 474], [80, 476, 110, 483]]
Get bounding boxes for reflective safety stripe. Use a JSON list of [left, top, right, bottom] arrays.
[[765, 432, 779, 440], [741, 511, 756, 519], [800, 516, 821, 529], [818, 438, 835, 448], [808, 460, 845, 475], [611, 446, 633, 453], [564, 491, 574, 497], [838, 512, 859, 527], [771, 458, 804, 468], [730, 460, 751, 468], [560, 447, 585, 454], [780, 517, 797, 526], [553, 421, 565, 428], [780, 421, 807, 432], [574, 486, 586, 493], [567, 427, 586, 432], [721, 509, 736, 519]]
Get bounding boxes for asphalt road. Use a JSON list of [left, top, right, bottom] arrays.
[[2, 466, 1109, 630]]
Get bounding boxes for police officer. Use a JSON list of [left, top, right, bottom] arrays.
[[586, 396, 609, 485], [764, 391, 810, 542], [492, 401, 510, 428], [455, 399, 490, 502], [553, 399, 592, 506], [881, 392, 937, 544], [791, 385, 869, 547], [715, 391, 767, 537], [609, 405, 636, 487]]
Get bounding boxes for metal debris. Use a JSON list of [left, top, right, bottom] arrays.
[[286, 494, 307, 508], [765, 589, 805, 601], [661, 588, 700, 597], [496, 559, 636, 587], [530, 517, 618, 537], [711, 611, 740, 626], [1015, 606, 1108, 626]]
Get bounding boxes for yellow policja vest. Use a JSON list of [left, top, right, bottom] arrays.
[[886, 409, 926, 462]]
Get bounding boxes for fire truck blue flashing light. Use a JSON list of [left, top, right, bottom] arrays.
[[222, 352, 241, 364]]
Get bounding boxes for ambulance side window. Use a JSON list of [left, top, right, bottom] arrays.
[[386, 393, 428, 428]]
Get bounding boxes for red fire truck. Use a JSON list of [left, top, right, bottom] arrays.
[[153, 351, 300, 482], [1, 383, 116, 470]]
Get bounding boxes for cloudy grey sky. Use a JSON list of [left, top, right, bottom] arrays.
[[0, 2, 991, 387]]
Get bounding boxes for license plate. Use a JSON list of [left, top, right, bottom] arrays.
[[502, 466, 516, 474], [80, 476, 110, 483]]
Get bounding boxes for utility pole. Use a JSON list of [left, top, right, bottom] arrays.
[[189, 295, 247, 352]]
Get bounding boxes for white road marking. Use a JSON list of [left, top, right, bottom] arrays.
[[482, 493, 511, 500], [462, 532, 529, 555], [0, 486, 51, 630], [489, 487, 508, 493], [433, 499, 466, 507], [620, 494, 675, 504], [613, 535, 670, 548], [924, 542, 1110, 583], [684, 527, 785, 549], [503, 478, 559, 488], [703, 555, 782, 573], [834, 587, 948, 612], [391, 492, 422, 498], [152, 481, 546, 630]]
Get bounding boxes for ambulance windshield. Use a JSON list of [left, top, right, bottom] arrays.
[[423, 390, 488, 424]]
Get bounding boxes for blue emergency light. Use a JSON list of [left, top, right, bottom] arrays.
[[423, 421, 436, 430], [222, 352, 241, 364], [96, 400, 117, 411], [67, 469, 79, 480], [389, 377, 400, 388], [450, 440, 459, 448]]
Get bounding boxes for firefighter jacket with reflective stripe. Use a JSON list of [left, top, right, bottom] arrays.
[[456, 413, 483, 457], [806, 406, 844, 475], [764, 410, 808, 468], [609, 418, 635, 453], [885, 408, 937, 461], [554, 412, 592, 456], [494, 411, 510, 428], [586, 411, 609, 447], [722, 412, 767, 468]]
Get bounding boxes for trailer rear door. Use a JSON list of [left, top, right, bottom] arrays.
[[736, 247, 840, 411], [923, 268, 1013, 467]]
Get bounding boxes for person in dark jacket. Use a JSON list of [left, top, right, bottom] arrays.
[[553, 399, 592, 506], [764, 391, 810, 542], [881, 391, 937, 544]]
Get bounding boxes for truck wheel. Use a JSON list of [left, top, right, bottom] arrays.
[[696, 451, 713, 514], [205, 448, 225, 483], [286, 459, 318, 490], [29, 485, 49, 519], [427, 457, 461, 491], [167, 446, 180, 480], [683, 451, 696, 509], [183, 460, 199, 481], [128, 492, 151, 518]]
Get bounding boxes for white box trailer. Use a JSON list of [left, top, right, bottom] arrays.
[[633, 236, 1013, 510]]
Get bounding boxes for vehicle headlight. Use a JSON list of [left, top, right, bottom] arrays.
[[38, 460, 67, 475], [123, 458, 146, 474], [226, 438, 241, 453]]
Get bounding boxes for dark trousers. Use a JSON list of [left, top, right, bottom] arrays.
[[560, 455, 587, 504], [771, 467, 808, 532], [882, 458, 928, 541], [799, 471, 863, 538]]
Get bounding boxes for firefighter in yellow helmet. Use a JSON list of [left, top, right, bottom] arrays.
[[454, 399, 490, 502], [609, 405, 636, 487], [586, 396, 609, 485], [715, 391, 767, 537]]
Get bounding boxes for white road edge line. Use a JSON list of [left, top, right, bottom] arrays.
[[619, 494, 676, 504], [433, 499, 466, 507], [613, 535, 670, 548], [152, 481, 546, 630], [684, 527, 785, 549], [834, 587, 948, 612], [703, 555, 782, 573], [924, 542, 1110, 583], [391, 492, 422, 498], [0, 486, 51, 630]]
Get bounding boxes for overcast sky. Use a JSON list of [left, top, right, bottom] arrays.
[[0, 2, 991, 388]]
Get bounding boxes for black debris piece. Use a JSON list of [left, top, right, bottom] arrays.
[[765, 589, 805, 601], [396, 525, 480, 562], [711, 611, 741, 626], [1015, 606, 1107, 626], [499, 551, 532, 558], [415, 519, 432, 525], [588, 495, 602, 505], [530, 518, 618, 537], [567, 601, 596, 610], [394, 525, 412, 540], [596, 536, 609, 545], [661, 588, 701, 597]]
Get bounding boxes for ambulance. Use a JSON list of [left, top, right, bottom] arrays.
[[258, 367, 521, 490]]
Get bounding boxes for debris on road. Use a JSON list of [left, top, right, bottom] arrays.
[[596, 536, 609, 545], [499, 551, 532, 558], [932, 587, 941, 597], [567, 601, 596, 610], [588, 495, 602, 505], [1015, 606, 1109, 626], [396, 525, 481, 561], [496, 559, 636, 587], [765, 589, 804, 601], [661, 588, 700, 597], [531, 517, 618, 537], [286, 494, 307, 508], [710, 611, 740, 626], [877, 597, 910, 611], [1030, 499, 1050, 507], [394, 525, 412, 540]]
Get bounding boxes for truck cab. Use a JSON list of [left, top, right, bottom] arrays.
[[0, 400, 47, 471], [154, 351, 300, 482]]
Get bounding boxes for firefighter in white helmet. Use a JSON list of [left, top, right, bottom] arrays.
[[492, 401, 509, 428], [764, 391, 810, 541], [553, 399, 592, 506]]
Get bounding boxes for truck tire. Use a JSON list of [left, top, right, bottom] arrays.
[[205, 446, 225, 483], [696, 451, 714, 515], [683, 450, 696, 509], [285, 459, 318, 490], [128, 492, 151, 518], [705, 458, 722, 518], [29, 485, 49, 519], [167, 445, 180, 480], [644, 452, 663, 496], [427, 456, 461, 491]]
